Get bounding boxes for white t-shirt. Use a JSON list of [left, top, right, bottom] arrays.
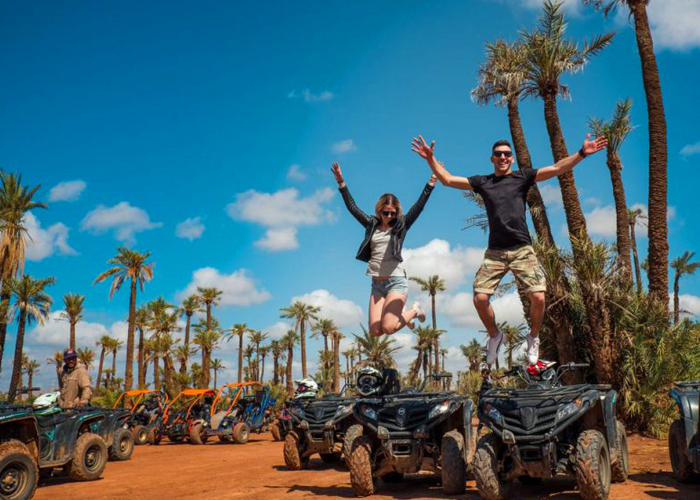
[[366, 228, 405, 277]]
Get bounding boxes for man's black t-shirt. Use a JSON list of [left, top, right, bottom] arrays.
[[467, 169, 538, 250]]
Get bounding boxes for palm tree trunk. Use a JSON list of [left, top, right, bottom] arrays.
[[300, 321, 307, 378], [430, 294, 437, 329], [673, 273, 680, 324], [630, 222, 643, 295], [153, 356, 160, 390], [629, 0, 668, 310], [607, 153, 633, 280], [181, 314, 191, 375], [7, 311, 27, 402], [27, 371, 33, 399], [273, 353, 279, 386], [111, 351, 117, 380], [433, 336, 439, 376], [261, 355, 266, 382], [125, 278, 137, 391], [202, 348, 211, 387], [96, 348, 105, 390], [70, 322, 76, 350], [138, 326, 145, 388], [0, 289, 11, 375], [237, 335, 244, 383], [333, 336, 340, 393], [286, 347, 293, 397]]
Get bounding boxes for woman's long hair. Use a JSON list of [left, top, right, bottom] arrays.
[[374, 193, 403, 219]]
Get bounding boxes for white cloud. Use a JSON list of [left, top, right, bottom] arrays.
[[403, 239, 485, 292], [647, 0, 700, 51], [175, 217, 205, 241], [30, 311, 128, 347], [25, 212, 77, 261], [678, 294, 700, 319], [584, 197, 601, 207], [585, 205, 617, 237], [680, 141, 700, 158], [437, 291, 526, 330], [538, 183, 563, 208], [491, 0, 582, 16], [177, 267, 271, 307], [286, 164, 307, 181], [287, 89, 335, 103], [331, 139, 357, 154], [81, 202, 162, 244], [290, 289, 364, 329], [226, 188, 336, 251], [264, 321, 293, 340], [48, 180, 86, 202]]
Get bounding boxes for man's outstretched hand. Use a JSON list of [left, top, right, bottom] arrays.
[[411, 136, 435, 161], [581, 134, 608, 156]]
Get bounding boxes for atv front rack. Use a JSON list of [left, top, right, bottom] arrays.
[[484, 383, 611, 399]]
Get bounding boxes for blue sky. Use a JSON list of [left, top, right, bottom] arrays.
[[2, 0, 700, 391]]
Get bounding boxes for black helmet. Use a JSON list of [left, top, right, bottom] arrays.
[[356, 367, 383, 396]]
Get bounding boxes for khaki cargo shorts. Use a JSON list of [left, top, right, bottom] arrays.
[[473, 244, 546, 295]]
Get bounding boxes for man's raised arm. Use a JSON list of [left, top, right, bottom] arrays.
[[411, 136, 474, 191], [535, 135, 608, 182]]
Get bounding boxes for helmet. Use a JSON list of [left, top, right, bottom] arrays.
[[293, 378, 318, 399], [33, 391, 61, 416], [356, 367, 383, 396]]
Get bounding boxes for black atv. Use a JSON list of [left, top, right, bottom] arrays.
[[475, 362, 628, 500], [668, 380, 700, 482], [75, 406, 134, 461], [346, 371, 474, 496], [0, 404, 108, 500], [283, 385, 358, 469]]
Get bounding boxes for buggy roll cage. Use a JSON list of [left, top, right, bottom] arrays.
[[210, 382, 264, 417], [162, 388, 217, 423], [112, 389, 169, 411]]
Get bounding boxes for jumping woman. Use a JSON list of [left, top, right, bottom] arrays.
[[331, 162, 437, 337]]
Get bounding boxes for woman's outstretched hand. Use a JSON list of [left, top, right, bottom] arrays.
[[331, 162, 345, 187], [411, 135, 435, 161], [581, 134, 608, 156]]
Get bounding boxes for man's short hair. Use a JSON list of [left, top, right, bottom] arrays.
[[492, 139, 512, 153]]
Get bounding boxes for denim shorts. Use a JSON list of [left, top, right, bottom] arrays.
[[371, 276, 409, 297]]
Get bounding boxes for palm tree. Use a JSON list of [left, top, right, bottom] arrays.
[[60, 293, 85, 350], [501, 323, 527, 369], [332, 328, 344, 393], [178, 295, 200, 374], [311, 319, 335, 369], [280, 301, 320, 378], [23, 358, 40, 398], [670, 252, 700, 324], [461, 340, 483, 373], [225, 323, 251, 383], [410, 275, 446, 371], [0, 172, 46, 375], [193, 321, 220, 387], [353, 326, 400, 370], [589, 99, 635, 279], [259, 346, 269, 382], [270, 340, 284, 386], [144, 338, 159, 389], [95, 335, 112, 390], [196, 287, 222, 334], [46, 351, 63, 389], [175, 344, 194, 377], [248, 330, 268, 380], [6, 275, 54, 401], [133, 305, 149, 388], [628, 207, 647, 295], [94, 247, 154, 391], [281, 330, 299, 397], [210, 358, 225, 388], [108, 337, 123, 386], [243, 345, 255, 381], [148, 305, 182, 395], [584, 0, 669, 311], [77, 347, 95, 373], [410, 326, 433, 383]]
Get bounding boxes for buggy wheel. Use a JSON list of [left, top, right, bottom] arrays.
[[474, 434, 512, 500], [271, 421, 282, 441], [611, 420, 629, 483], [132, 425, 148, 446], [669, 419, 698, 482], [574, 429, 611, 500], [349, 435, 374, 496], [441, 429, 466, 494], [66, 433, 107, 481], [232, 423, 250, 444], [0, 440, 38, 500], [189, 423, 208, 445], [283, 432, 307, 470], [343, 424, 363, 463], [147, 428, 161, 446], [320, 452, 342, 464], [108, 428, 134, 461]]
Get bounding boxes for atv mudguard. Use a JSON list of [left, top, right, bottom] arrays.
[[0, 410, 40, 460], [461, 399, 474, 460], [670, 386, 700, 449], [602, 390, 619, 453]]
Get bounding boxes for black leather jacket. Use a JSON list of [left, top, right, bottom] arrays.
[[339, 183, 435, 263]]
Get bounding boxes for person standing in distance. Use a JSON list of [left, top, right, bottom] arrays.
[[59, 348, 93, 408], [411, 134, 607, 367]]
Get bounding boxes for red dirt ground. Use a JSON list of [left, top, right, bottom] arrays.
[[34, 433, 697, 500]]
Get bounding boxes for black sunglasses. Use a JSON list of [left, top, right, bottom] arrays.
[[381, 211, 397, 217], [493, 150, 513, 158]]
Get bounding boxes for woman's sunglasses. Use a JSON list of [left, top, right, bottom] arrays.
[[381, 211, 397, 217], [493, 150, 513, 158]]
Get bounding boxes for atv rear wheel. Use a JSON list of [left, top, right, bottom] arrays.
[[66, 433, 107, 481], [189, 423, 208, 445], [232, 423, 250, 444], [108, 428, 134, 461], [270, 421, 282, 441], [611, 420, 629, 483], [283, 432, 307, 470], [574, 429, 611, 500], [474, 434, 512, 500], [343, 424, 363, 463], [669, 419, 698, 482], [320, 452, 342, 464], [441, 429, 467, 494], [132, 425, 148, 446], [147, 428, 161, 446], [0, 440, 38, 500], [349, 436, 374, 497]]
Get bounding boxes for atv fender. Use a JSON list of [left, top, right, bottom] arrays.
[[602, 390, 619, 454], [462, 399, 474, 461], [670, 387, 699, 450]]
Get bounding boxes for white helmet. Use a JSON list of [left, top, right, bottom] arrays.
[[356, 367, 383, 396], [33, 392, 61, 415], [293, 378, 318, 398]]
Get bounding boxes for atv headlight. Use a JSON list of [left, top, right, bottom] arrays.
[[484, 403, 503, 425], [335, 404, 353, 419], [362, 405, 377, 420], [556, 399, 582, 421], [428, 400, 451, 419]]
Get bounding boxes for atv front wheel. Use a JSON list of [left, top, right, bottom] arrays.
[[669, 419, 698, 482], [611, 420, 629, 483], [271, 421, 282, 441], [283, 432, 308, 470], [147, 428, 161, 446], [232, 423, 250, 444], [189, 423, 208, 445], [474, 434, 512, 500], [349, 436, 374, 497], [108, 428, 134, 461], [132, 425, 148, 445], [66, 433, 107, 481], [343, 424, 363, 463], [574, 429, 611, 500], [0, 440, 38, 500], [441, 429, 467, 494]]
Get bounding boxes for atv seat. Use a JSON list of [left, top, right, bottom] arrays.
[[36, 413, 71, 429]]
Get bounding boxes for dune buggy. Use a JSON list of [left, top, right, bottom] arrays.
[[475, 362, 628, 500], [346, 371, 474, 496], [668, 380, 700, 482], [148, 389, 216, 445], [113, 389, 169, 445], [0, 404, 108, 500]]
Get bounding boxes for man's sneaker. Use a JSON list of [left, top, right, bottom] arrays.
[[406, 319, 416, 330], [411, 302, 426, 323], [486, 331, 504, 366], [526, 334, 540, 366]]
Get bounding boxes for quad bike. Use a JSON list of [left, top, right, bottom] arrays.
[[77, 406, 134, 461], [0, 403, 108, 500], [147, 389, 216, 445], [270, 405, 292, 442], [194, 382, 276, 445], [475, 362, 628, 500], [346, 369, 474, 496], [668, 380, 700, 482], [283, 385, 358, 470], [113, 389, 169, 445]]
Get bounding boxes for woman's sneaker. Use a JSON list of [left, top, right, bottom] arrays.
[[486, 331, 504, 366], [526, 334, 540, 366], [411, 302, 426, 322]]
